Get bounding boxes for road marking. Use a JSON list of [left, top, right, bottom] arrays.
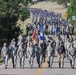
[[33, 58, 47, 75], [39, 63, 47, 75], [33, 63, 45, 75], [0, 59, 11, 68]]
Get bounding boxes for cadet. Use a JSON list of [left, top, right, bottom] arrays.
[[9, 38, 16, 57], [68, 44, 76, 69], [47, 40, 54, 68], [18, 33, 23, 42], [18, 44, 25, 69], [27, 41, 35, 69], [1, 43, 9, 69], [35, 44, 42, 68], [57, 41, 65, 68], [69, 35, 74, 43], [65, 38, 71, 58], [50, 37, 56, 56], [11, 42, 17, 68], [17, 39, 23, 47], [9, 38, 15, 50], [40, 40, 47, 62], [55, 36, 60, 54]]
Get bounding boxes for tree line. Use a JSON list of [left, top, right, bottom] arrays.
[[0, 0, 30, 45]]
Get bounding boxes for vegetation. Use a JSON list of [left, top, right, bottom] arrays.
[[0, 0, 30, 45], [68, 0, 76, 26]]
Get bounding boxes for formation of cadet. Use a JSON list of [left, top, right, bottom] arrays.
[[0, 8, 76, 69], [1, 33, 76, 69]]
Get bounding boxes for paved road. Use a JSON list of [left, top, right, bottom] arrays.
[[0, 57, 76, 75]]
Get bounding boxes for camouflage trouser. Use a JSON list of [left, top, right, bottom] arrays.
[[20, 56, 25, 68], [69, 55, 75, 67], [29, 55, 34, 67], [12, 55, 17, 67], [58, 54, 64, 68], [48, 56, 54, 67], [4, 55, 8, 67], [36, 54, 42, 67], [66, 49, 69, 58]]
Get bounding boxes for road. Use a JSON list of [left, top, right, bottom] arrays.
[[0, 57, 76, 75]]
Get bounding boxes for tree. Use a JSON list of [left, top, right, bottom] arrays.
[[0, 0, 30, 45], [68, 0, 76, 26], [50, 0, 70, 8], [57, 0, 70, 8], [24, 0, 32, 5]]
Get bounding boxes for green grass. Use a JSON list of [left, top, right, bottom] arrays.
[[18, 17, 32, 35], [0, 58, 3, 65]]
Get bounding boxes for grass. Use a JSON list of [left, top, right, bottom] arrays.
[[0, 58, 3, 65], [17, 17, 32, 35]]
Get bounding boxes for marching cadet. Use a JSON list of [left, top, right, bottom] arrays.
[[11, 42, 17, 68], [1, 43, 9, 69], [27, 34, 31, 47], [23, 42, 28, 58], [47, 40, 54, 68], [69, 35, 74, 43], [65, 38, 71, 58], [18, 44, 25, 69], [49, 25, 53, 35], [68, 44, 76, 69], [57, 41, 65, 68], [40, 40, 47, 62], [27, 40, 35, 69], [18, 33, 23, 42], [50, 37, 56, 56], [9, 38, 16, 50], [61, 25, 65, 35], [55, 36, 60, 51], [35, 43, 42, 68], [17, 39, 23, 47], [9, 38, 16, 57]]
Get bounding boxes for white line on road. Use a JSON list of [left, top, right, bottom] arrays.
[[0, 59, 11, 68]]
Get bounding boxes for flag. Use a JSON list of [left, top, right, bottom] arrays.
[[32, 28, 38, 41], [40, 26, 45, 40], [54, 26, 58, 34]]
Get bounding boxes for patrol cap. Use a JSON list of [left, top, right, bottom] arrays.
[[3, 43, 7, 46], [12, 38, 15, 41]]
